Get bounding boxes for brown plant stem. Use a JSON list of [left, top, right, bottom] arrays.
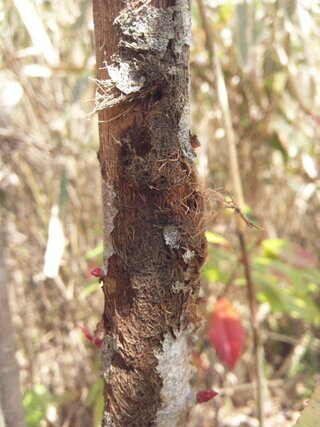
[[92, 1, 207, 425], [196, 0, 265, 425]]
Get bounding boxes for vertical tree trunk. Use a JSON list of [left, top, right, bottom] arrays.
[[92, 1, 206, 425], [0, 228, 25, 427]]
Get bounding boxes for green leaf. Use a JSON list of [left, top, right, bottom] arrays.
[[94, 394, 104, 426], [85, 378, 104, 406], [202, 267, 220, 282], [219, 0, 234, 23], [205, 231, 231, 247], [23, 384, 53, 427], [203, 245, 237, 284], [301, 269, 320, 285], [261, 238, 286, 258], [272, 72, 288, 94], [85, 243, 103, 260], [295, 384, 320, 426], [80, 281, 101, 299], [270, 131, 288, 162], [261, 238, 317, 269], [255, 257, 312, 294], [255, 276, 284, 311], [85, 378, 104, 426], [254, 272, 320, 325]]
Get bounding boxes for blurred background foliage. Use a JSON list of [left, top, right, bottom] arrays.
[[0, 0, 319, 425]]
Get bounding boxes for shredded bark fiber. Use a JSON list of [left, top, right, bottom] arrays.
[[92, 1, 206, 426]]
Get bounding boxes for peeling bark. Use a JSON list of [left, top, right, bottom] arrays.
[[92, 1, 206, 426]]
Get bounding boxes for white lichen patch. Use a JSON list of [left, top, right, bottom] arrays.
[[102, 410, 115, 427], [101, 334, 117, 383], [178, 103, 195, 160], [155, 329, 195, 427], [116, 1, 191, 56], [102, 182, 118, 275], [163, 225, 180, 249], [183, 248, 195, 264], [116, 7, 174, 57], [172, 281, 186, 294], [107, 61, 146, 94]]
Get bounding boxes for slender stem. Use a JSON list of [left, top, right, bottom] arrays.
[[238, 231, 264, 426], [0, 226, 25, 427], [196, 1, 265, 425]]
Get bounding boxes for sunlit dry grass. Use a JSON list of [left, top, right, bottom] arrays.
[[1, 0, 320, 425]]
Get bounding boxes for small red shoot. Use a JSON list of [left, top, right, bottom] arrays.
[[79, 324, 103, 347], [196, 389, 218, 403]]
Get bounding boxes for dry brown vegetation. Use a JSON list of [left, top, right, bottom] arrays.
[[1, 0, 320, 426]]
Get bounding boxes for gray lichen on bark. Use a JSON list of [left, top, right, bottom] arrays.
[[107, 61, 146, 95], [178, 103, 195, 160], [101, 183, 118, 274], [115, 7, 174, 55], [101, 334, 118, 382], [102, 410, 115, 427], [171, 0, 192, 54]]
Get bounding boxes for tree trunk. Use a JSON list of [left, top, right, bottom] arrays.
[[92, 1, 206, 425], [0, 228, 25, 427]]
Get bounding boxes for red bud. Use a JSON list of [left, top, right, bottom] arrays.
[[94, 337, 103, 347], [90, 267, 104, 278], [196, 389, 218, 403]]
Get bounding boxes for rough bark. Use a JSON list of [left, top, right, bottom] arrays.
[[92, 1, 206, 426], [0, 228, 25, 427]]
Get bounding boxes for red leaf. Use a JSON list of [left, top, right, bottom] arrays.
[[196, 389, 218, 403], [208, 298, 245, 368]]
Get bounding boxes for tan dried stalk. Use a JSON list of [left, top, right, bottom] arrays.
[[196, 0, 266, 425]]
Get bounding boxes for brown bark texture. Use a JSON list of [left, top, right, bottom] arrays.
[[92, 1, 206, 426], [0, 229, 25, 427]]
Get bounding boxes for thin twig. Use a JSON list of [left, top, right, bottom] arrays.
[[196, 1, 265, 425]]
